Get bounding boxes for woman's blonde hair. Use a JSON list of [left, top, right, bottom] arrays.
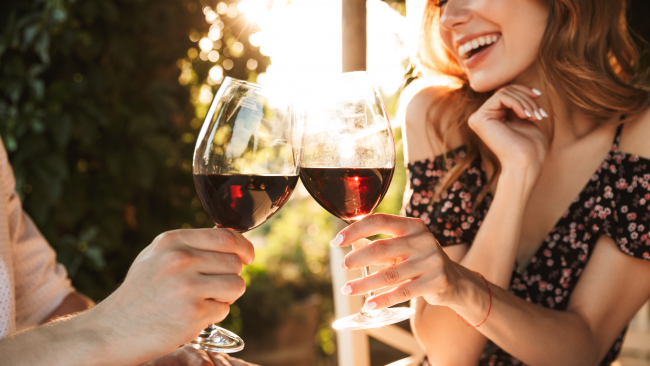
[[417, 0, 650, 205]]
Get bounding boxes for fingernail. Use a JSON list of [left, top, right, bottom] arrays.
[[532, 88, 542, 96], [525, 110, 532, 118], [366, 302, 377, 310], [342, 260, 348, 270], [534, 110, 542, 120], [341, 285, 352, 295], [330, 234, 344, 247], [540, 108, 549, 118]]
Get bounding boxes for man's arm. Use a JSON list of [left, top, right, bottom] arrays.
[[40, 292, 95, 324], [0, 229, 254, 366]]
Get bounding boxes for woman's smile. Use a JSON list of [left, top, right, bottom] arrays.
[[457, 33, 502, 69]]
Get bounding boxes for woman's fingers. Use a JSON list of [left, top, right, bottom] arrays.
[[332, 214, 427, 247], [208, 353, 262, 366], [343, 231, 433, 270], [367, 272, 450, 310], [507, 85, 548, 119], [343, 258, 424, 295], [502, 89, 540, 121]]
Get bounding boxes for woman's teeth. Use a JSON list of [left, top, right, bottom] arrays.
[[458, 35, 500, 57]]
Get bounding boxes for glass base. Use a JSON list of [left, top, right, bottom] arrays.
[[188, 325, 244, 353], [332, 307, 415, 330]]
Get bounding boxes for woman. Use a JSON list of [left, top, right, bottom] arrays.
[[333, 0, 650, 365]]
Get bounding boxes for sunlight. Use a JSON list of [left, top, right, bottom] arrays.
[[237, 0, 410, 98]]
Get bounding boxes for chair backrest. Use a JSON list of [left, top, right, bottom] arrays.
[[330, 246, 426, 366]]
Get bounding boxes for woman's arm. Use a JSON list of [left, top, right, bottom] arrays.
[[412, 171, 533, 364], [453, 234, 650, 365], [339, 218, 650, 366], [399, 84, 547, 363]]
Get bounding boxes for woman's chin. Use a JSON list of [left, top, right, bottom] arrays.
[[468, 78, 508, 94]]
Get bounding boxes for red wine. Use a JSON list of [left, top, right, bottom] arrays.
[[300, 167, 394, 224], [194, 174, 299, 232]]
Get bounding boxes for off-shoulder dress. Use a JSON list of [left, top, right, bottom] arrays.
[[407, 125, 650, 366]]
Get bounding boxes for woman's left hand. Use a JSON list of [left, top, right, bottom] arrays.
[[334, 214, 465, 309], [139, 345, 260, 366]]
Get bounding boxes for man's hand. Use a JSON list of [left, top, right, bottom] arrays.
[[85, 228, 255, 365], [140, 346, 260, 366]]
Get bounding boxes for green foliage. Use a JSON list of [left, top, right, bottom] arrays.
[[0, 0, 261, 300]]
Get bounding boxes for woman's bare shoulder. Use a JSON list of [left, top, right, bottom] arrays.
[[398, 79, 463, 163], [620, 104, 650, 159]]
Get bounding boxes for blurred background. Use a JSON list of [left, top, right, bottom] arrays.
[[0, 0, 648, 365]]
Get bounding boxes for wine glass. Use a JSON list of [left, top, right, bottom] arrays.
[[190, 77, 304, 352], [300, 71, 414, 330]]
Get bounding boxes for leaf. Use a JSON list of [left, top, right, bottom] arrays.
[[30, 79, 44, 101], [50, 8, 67, 24], [22, 24, 40, 47], [34, 32, 50, 64], [79, 226, 99, 243], [84, 246, 106, 269], [4, 135, 17, 152]]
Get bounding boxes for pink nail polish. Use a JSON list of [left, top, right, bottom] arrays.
[[341, 285, 352, 295], [330, 234, 344, 247], [342, 261, 348, 270], [365, 302, 377, 310], [540, 108, 549, 118]]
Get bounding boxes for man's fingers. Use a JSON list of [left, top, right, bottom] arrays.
[[332, 214, 426, 247], [160, 228, 255, 265], [192, 251, 244, 276], [193, 274, 246, 304]]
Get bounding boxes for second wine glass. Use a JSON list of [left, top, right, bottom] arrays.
[[300, 72, 414, 330]]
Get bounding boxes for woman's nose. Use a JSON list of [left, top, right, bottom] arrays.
[[440, 0, 473, 30]]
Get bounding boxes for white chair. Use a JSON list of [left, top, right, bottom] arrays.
[[330, 245, 426, 366]]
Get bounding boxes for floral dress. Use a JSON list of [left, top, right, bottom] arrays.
[[408, 125, 650, 366]]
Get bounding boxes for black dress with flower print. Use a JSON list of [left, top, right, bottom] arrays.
[[409, 125, 650, 366]]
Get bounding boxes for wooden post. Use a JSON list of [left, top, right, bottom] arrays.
[[342, 0, 366, 72]]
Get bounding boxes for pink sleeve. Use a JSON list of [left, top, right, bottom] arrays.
[[0, 143, 74, 330]]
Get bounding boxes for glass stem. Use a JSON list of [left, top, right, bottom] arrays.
[[359, 265, 376, 316]]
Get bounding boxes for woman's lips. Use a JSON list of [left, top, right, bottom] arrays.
[[463, 39, 498, 69]]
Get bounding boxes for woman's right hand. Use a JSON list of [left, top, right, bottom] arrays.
[[468, 85, 549, 182], [85, 228, 254, 366]]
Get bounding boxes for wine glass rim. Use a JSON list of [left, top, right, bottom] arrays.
[[223, 76, 265, 90]]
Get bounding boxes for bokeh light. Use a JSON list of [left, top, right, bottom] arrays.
[[248, 32, 263, 47], [208, 29, 222, 41], [227, 4, 238, 18], [223, 59, 234, 70], [208, 50, 220, 62], [246, 58, 258, 70], [198, 37, 213, 52], [216, 2, 227, 14], [231, 42, 244, 55]]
